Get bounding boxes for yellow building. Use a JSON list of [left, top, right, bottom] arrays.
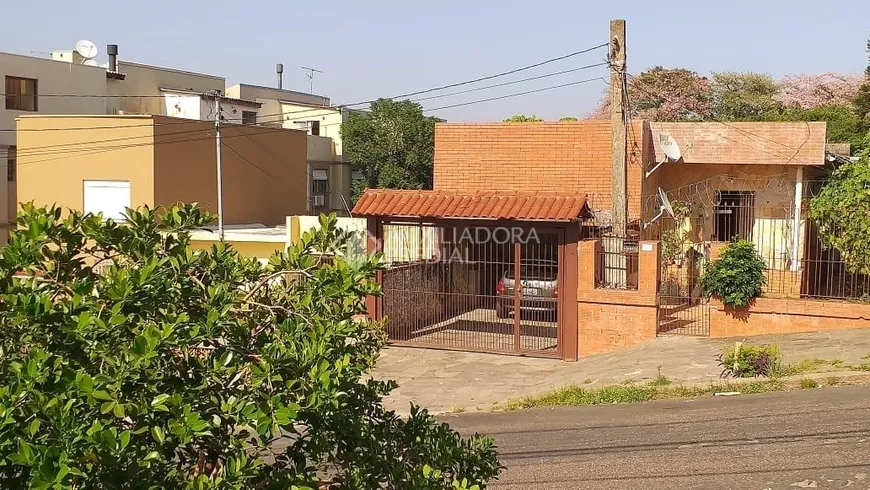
[[15, 115, 308, 227]]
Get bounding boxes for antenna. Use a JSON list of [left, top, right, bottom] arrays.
[[643, 187, 676, 229], [645, 132, 682, 178], [301, 66, 323, 94], [75, 40, 98, 61], [82, 59, 99, 67]]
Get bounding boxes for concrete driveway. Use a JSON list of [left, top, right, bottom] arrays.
[[375, 330, 870, 414]]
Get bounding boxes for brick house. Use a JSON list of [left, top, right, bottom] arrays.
[[354, 119, 866, 361]]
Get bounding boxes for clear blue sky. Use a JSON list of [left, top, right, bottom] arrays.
[[3, 0, 868, 122]]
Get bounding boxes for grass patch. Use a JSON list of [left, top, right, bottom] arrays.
[[772, 358, 829, 377], [799, 378, 819, 389], [825, 376, 840, 386], [499, 380, 783, 411], [648, 367, 672, 387]]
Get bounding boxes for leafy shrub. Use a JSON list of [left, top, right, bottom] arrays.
[[718, 343, 781, 378], [799, 378, 819, 389], [810, 138, 870, 275], [0, 205, 500, 489], [701, 238, 766, 307]]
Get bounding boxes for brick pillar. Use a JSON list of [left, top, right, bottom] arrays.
[[578, 239, 599, 292], [638, 241, 660, 297]]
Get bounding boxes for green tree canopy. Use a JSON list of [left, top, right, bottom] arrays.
[[342, 99, 438, 202], [503, 115, 543, 122], [854, 37, 870, 121], [558, 116, 578, 122], [0, 205, 500, 488], [711, 71, 781, 120]]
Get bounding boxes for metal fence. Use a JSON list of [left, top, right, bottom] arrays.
[[595, 236, 639, 290]]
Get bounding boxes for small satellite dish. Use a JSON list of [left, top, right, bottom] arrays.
[[82, 59, 99, 67], [75, 40, 98, 59], [660, 132, 682, 161], [645, 132, 683, 178], [644, 187, 676, 229]]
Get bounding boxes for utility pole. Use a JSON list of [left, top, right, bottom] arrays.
[[609, 19, 627, 237], [213, 91, 225, 240]]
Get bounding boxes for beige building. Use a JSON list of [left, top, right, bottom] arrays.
[[1, 51, 110, 238], [225, 83, 354, 214], [2, 45, 348, 243], [16, 115, 308, 227]]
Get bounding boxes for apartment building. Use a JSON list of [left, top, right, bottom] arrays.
[[225, 83, 354, 215], [1, 42, 347, 241]]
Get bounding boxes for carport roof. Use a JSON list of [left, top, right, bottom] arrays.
[[352, 189, 591, 222]]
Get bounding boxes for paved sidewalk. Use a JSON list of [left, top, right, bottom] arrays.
[[375, 330, 870, 414]]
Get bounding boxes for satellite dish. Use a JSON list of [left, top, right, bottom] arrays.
[[660, 132, 682, 161], [75, 40, 98, 59], [645, 132, 683, 178], [644, 187, 675, 229], [82, 59, 99, 67]]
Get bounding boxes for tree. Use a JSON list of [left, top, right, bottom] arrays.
[[558, 116, 578, 122], [590, 66, 713, 121], [810, 134, 870, 275], [854, 37, 870, 120], [503, 115, 543, 122], [711, 72, 780, 120], [778, 73, 865, 109], [758, 104, 869, 153], [0, 205, 501, 488], [342, 99, 438, 202]]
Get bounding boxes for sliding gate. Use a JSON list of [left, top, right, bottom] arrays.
[[379, 221, 563, 357]]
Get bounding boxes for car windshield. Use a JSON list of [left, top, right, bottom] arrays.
[[505, 262, 557, 281]]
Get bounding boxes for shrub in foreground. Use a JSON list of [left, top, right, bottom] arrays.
[[701, 238, 766, 308], [719, 343, 781, 378], [0, 205, 500, 489]]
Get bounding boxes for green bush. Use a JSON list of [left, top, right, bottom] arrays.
[[719, 343, 781, 378], [701, 238, 766, 307], [0, 205, 500, 489]]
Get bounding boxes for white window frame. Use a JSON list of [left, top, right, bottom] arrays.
[[83, 180, 131, 222]]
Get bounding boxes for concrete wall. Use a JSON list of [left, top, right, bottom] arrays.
[[280, 103, 346, 159], [577, 240, 660, 357], [433, 121, 649, 219], [0, 52, 108, 147], [111, 61, 224, 116], [152, 116, 308, 225], [15, 116, 156, 224]]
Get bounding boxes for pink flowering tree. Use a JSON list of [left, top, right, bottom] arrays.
[[778, 73, 866, 109], [589, 66, 713, 121]]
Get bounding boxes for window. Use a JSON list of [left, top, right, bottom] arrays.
[[311, 169, 328, 196], [5, 76, 38, 111], [293, 120, 321, 136], [241, 110, 257, 125], [83, 180, 131, 221], [6, 146, 15, 182], [715, 191, 755, 241]]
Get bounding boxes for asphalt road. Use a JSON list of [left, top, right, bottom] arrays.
[[444, 386, 870, 489]]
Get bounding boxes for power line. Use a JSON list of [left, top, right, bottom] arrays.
[[345, 43, 610, 106], [426, 76, 607, 112], [412, 61, 609, 103]]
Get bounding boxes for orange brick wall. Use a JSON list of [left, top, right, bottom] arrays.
[[577, 240, 660, 357], [434, 121, 649, 218], [650, 122, 826, 166], [710, 298, 870, 338]]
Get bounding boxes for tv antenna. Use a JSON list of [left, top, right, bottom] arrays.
[[301, 66, 323, 94], [645, 131, 682, 178], [644, 187, 675, 229]]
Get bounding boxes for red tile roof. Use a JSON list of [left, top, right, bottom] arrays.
[[352, 190, 591, 222]]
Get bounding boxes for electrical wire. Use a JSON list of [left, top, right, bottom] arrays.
[[426, 76, 607, 112]]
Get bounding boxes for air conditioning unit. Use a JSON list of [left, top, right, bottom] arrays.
[[313, 195, 326, 207]]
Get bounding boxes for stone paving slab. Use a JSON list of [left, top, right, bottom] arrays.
[[375, 329, 870, 414]]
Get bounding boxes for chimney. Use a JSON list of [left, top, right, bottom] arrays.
[[107, 44, 118, 72], [276, 63, 284, 89]]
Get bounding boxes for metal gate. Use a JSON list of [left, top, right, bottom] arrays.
[[379, 221, 562, 357], [658, 254, 710, 336]]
